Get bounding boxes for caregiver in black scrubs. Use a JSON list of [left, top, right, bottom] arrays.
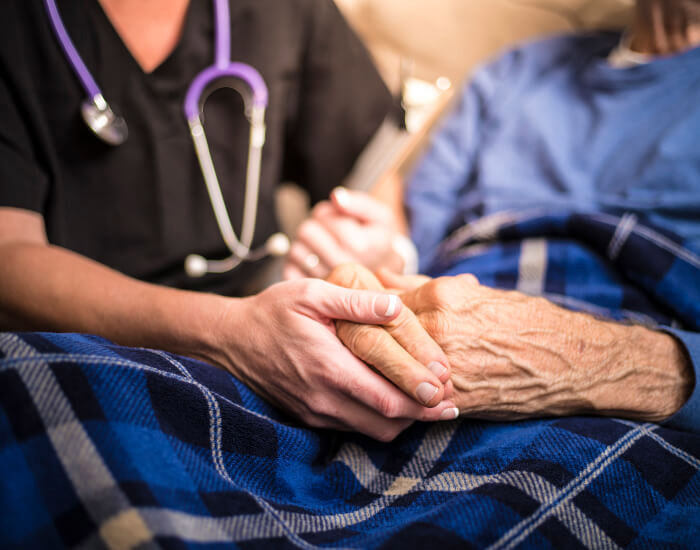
[[0, 0, 457, 440]]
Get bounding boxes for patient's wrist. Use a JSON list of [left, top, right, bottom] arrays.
[[586, 323, 694, 421]]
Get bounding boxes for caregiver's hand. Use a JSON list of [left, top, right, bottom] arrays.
[[393, 274, 693, 422], [327, 264, 458, 418], [283, 188, 405, 280], [216, 278, 458, 441]]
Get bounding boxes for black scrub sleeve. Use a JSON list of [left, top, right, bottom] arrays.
[[282, 0, 393, 205], [0, 66, 49, 214]]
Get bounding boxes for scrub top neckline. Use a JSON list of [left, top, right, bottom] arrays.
[[91, 0, 199, 78]]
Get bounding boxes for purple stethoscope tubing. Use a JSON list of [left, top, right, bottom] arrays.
[[183, 0, 272, 274], [43, 0, 286, 276], [184, 0, 268, 118], [43, 0, 268, 123], [43, 0, 101, 101], [44, 0, 129, 145]]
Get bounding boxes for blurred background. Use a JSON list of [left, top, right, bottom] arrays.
[[335, 0, 632, 92], [277, 0, 634, 238]]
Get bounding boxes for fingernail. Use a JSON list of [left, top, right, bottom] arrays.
[[416, 382, 439, 404], [333, 187, 349, 208], [373, 294, 399, 317], [440, 407, 460, 421], [427, 361, 447, 377]]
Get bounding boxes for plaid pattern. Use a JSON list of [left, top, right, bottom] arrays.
[[1, 210, 699, 548], [1, 330, 699, 549], [432, 210, 700, 330]]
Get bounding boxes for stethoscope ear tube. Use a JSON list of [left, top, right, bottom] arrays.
[[185, 86, 276, 276], [182, 60, 281, 277], [188, 116, 253, 263], [185, 101, 290, 278]]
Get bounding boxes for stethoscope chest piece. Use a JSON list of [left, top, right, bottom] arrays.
[[81, 95, 128, 146]]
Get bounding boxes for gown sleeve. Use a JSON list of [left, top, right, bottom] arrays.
[[663, 329, 700, 433]]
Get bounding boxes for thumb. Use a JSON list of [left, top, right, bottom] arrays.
[[309, 281, 402, 324], [330, 187, 391, 224]]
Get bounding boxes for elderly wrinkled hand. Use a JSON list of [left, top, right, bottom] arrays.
[[377, 271, 694, 422], [335, 267, 693, 423]]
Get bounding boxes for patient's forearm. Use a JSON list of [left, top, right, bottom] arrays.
[[449, 304, 693, 422], [325, 265, 694, 423], [401, 278, 694, 422], [0, 242, 226, 364], [561, 316, 691, 421]]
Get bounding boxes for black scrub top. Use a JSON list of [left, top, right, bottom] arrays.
[[0, 0, 392, 296]]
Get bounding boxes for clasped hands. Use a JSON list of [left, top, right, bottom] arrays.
[[327, 263, 693, 427], [272, 190, 693, 439]]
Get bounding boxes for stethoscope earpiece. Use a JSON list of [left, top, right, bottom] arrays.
[[184, 255, 209, 278], [184, 255, 207, 278], [265, 233, 291, 257]]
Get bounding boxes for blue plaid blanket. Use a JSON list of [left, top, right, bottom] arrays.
[[1, 211, 699, 549], [432, 210, 700, 330]]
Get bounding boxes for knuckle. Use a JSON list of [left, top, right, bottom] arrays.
[[289, 241, 301, 256], [296, 278, 322, 304], [388, 309, 417, 332], [301, 411, 329, 429], [376, 393, 401, 419], [363, 327, 386, 354], [312, 201, 333, 218], [423, 278, 449, 304], [457, 273, 479, 286], [346, 326, 384, 362], [328, 263, 360, 288], [422, 311, 449, 342], [296, 278, 314, 295], [296, 219, 319, 242], [423, 276, 470, 306], [308, 395, 332, 417], [289, 242, 306, 263], [440, 276, 462, 293], [343, 292, 366, 319], [318, 363, 343, 390]]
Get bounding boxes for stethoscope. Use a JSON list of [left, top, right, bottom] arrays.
[[43, 0, 290, 278]]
